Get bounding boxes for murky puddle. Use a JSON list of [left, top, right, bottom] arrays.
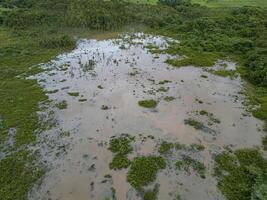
[[30, 33, 264, 200]]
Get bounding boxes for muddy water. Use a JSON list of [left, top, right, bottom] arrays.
[[30, 33, 264, 200]]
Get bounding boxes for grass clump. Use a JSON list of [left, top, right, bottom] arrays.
[[108, 135, 133, 155], [214, 148, 267, 200], [67, 92, 79, 97], [109, 154, 131, 170], [164, 96, 175, 102], [184, 118, 205, 130], [55, 100, 68, 110], [138, 99, 157, 108], [127, 156, 166, 190], [158, 141, 173, 154]]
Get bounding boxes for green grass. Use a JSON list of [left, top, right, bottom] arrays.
[[138, 99, 158, 108], [192, 0, 267, 7], [127, 156, 166, 190], [214, 148, 267, 200]]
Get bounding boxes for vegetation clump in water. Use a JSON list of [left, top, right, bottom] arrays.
[[184, 118, 205, 130], [109, 154, 131, 170], [138, 99, 157, 108], [101, 105, 109, 110], [108, 135, 133, 155], [108, 135, 133, 170], [157, 86, 169, 92], [158, 141, 174, 154], [67, 92, 79, 97], [214, 148, 267, 200], [164, 96, 175, 102], [127, 156, 166, 190], [55, 100, 68, 110], [176, 156, 206, 178]]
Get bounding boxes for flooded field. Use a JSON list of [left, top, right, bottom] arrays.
[[30, 33, 264, 200]]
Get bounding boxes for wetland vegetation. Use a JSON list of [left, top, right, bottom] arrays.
[[0, 0, 267, 200]]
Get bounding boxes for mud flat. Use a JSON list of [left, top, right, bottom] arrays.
[[29, 33, 264, 200]]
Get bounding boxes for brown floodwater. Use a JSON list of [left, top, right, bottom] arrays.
[[29, 33, 264, 200]]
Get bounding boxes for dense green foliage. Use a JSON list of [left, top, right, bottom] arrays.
[[214, 149, 267, 200]]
